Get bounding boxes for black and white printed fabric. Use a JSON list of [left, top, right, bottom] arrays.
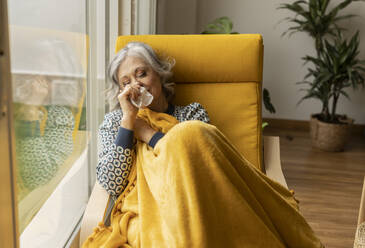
[[97, 102, 210, 200]]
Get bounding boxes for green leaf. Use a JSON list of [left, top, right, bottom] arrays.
[[339, 90, 350, 100], [201, 16, 238, 34], [263, 88, 276, 114], [278, 0, 365, 109], [321, 0, 330, 12], [281, 26, 303, 38], [328, 0, 352, 19], [354, 66, 365, 73], [296, 80, 313, 85], [333, 14, 358, 22]]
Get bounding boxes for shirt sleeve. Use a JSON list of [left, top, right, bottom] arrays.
[[115, 126, 134, 149], [96, 111, 135, 199], [148, 131, 165, 148]]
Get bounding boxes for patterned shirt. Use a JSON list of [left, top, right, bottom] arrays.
[[97, 102, 210, 200], [15, 105, 74, 191]]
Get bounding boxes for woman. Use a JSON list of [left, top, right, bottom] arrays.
[[96, 42, 209, 201], [14, 38, 84, 195], [14, 75, 75, 193], [84, 42, 324, 248]]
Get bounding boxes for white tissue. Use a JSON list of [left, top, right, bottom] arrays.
[[131, 86, 154, 108]]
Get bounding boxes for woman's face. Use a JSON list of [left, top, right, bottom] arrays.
[[15, 75, 49, 105], [117, 56, 164, 106]]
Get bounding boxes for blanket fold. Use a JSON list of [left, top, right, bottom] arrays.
[[82, 108, 323, 248]]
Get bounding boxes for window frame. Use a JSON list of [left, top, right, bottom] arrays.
[[0, 0, 157, 245], [0, 0, 19, 246]]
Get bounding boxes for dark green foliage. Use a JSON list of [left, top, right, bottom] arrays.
[[262, 122, 269, 129], [278, 0, 363, 56], [201, 16, 239, 34], [299, 31, 365, 122], [278, 0, 365, 123], [263, 88, 276, 114]]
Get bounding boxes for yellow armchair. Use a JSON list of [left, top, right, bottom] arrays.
[[114, 34, 264, 171], [78, 34, 287, 246]]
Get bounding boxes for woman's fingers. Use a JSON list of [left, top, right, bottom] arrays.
[[120, 85, 140, 101], [118, 85, 142, 119], [118, 85, 131, 102], [131, 88, 138, 101], [132, 87, 141, 100]]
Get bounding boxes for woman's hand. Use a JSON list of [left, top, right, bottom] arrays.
[[119, 85, 140, 129], [134, 117, 157, 144], [118, 86, 157, 143]]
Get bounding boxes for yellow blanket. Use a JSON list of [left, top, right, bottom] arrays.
[[83, 108, 324, 248]]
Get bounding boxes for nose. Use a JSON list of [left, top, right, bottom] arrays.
[[131, 78, 143, 89]]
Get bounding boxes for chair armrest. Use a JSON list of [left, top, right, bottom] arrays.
[[354, 177, 365, 247], [357, 177, 365, 225], [264, 136, 288, 189], [79, 181, 109, 246]]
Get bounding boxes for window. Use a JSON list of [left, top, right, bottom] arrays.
[[0, 0, 156, 246], [8, 0, 90, 246]]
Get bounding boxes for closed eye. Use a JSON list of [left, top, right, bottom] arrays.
[[137, 71, 146, 78]]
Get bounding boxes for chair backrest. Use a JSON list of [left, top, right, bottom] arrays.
[[116, 34, 264, 171]]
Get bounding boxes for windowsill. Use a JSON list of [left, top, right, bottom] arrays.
[[19, 147, 89, 247]]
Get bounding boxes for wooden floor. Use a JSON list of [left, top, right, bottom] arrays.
[[264, 126, 365, 248]]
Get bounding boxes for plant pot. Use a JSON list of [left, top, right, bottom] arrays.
[[310, 114, 354, 152]]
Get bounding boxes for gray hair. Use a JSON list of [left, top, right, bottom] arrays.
[[106, 42, 176, 111]]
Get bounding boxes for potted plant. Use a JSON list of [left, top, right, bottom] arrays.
[[201, 16, 276, 129], [279, 0, 365, 151]]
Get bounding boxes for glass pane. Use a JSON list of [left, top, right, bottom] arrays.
[[7, 0, 89, 245]]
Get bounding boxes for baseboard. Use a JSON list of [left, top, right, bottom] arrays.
[[263, 118, 365, 135]]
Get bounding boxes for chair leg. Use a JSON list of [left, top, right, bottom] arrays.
[[264, 136, 288, 189]]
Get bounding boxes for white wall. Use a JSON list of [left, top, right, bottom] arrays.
[[157, 0, 365, 124], [157, 0, 198, 34]]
